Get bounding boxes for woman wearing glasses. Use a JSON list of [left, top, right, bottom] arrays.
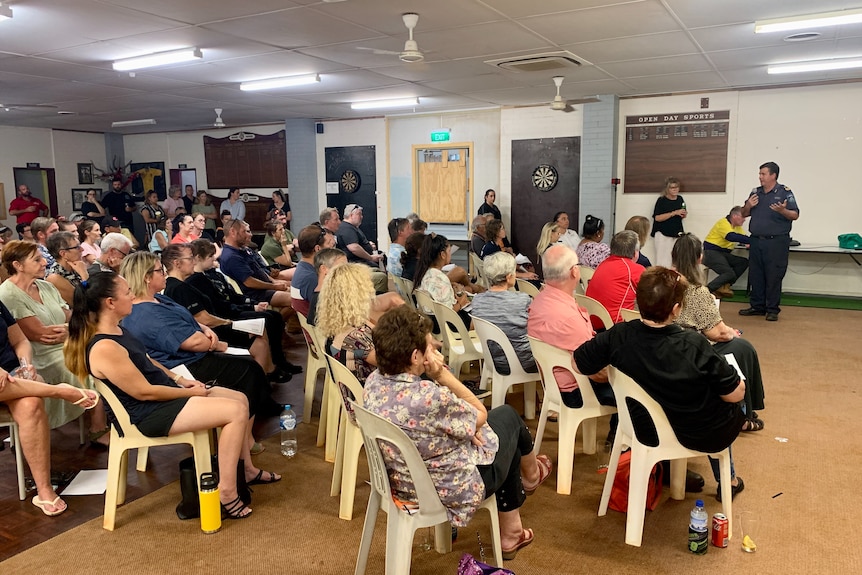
[[0, 240, 107, 437], [117, 251, 285, 472], [191, 190, 217, 239], [44, 231, 89, 307]]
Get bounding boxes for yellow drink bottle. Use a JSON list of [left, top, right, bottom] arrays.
[[199, 472, 221, 534]]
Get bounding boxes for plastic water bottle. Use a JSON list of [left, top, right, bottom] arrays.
[[688, 499, 708, 554], [280, 404, 297, 458]]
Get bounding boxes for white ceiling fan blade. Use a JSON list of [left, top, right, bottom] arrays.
[[356, 46, 402, 55]]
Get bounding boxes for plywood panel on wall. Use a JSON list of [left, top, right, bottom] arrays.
[[414, 145, 471, 225]]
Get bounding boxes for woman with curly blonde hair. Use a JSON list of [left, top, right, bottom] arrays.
[[316, 263, 378, 382]]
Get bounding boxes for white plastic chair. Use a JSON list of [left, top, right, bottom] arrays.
[[576, 265, 594, 295], [94, 379, 212, 531], [528, 337, 617, 495], [390, 275, 416, 310], [575, 293, 614, 330], [619, 308, 642, 322], [470, 252, 488, 289], [515, 278, 540, 297], [412, 289, 445, 349], [0, 404, 26, 500], [297, 312, 336, 461], [598, 368, 734, 547], [351, 401, 503, 575], [430, 299, 483, 379], [324, 354, 366, 521], [470, 316, 538, 420]]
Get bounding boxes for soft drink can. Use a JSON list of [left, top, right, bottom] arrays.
[[712, 513, 728, 548]]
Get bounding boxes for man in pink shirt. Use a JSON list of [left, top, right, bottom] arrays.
[[527, 245, 613, 410]]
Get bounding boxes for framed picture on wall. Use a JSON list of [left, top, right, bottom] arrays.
[[72, 188, 100, 211], [77, 163, 94, 185]]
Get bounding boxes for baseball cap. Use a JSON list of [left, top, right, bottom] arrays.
[[102, 215, 121, 229], [344, 204, 363, 218]]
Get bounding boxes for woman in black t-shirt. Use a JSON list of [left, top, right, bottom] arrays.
[[575, 267, 746, 500], [651, 177, 687, 268]]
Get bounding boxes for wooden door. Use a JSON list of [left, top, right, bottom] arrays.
[[325, 146, 377, 242], [416, 148, 469, 224], [510, 137, 580, 273]]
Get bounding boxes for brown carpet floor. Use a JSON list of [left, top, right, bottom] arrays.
[[2, 302, 861, 574]]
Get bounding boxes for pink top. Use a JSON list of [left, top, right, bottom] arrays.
[[81, 241, 101, 262], [527, 284, 594, 392], [162, 197, 184, 218]]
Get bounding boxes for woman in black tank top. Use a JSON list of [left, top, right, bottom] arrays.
[[64, 272, 281, 520]]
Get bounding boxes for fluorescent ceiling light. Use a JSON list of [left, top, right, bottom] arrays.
[[350, 97, 420, 110], [111, 119, 157, 127], [0, 3, 12, 21], [112, 48, 202, 71], [755, 9, 862, 34], [240, 74, 320, 91], [767, 58, 862, 74]]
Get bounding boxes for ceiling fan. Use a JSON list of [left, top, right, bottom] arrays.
[[212, 108, 226, 128], [356, 13, 425, 63], [550, 76, 574, 112], [548, 77, 601, 112]]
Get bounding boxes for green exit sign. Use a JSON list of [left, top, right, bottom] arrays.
[[431, 130, 450, 142]]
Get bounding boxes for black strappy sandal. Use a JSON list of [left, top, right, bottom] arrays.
[[221, 496, 252, 519]]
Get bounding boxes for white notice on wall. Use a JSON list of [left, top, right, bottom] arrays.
[[326, 182, 339, 195]]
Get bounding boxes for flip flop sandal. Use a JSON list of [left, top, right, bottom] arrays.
[[247, 469, 281, 485], [741, 418, 764, 432], [502, 528, 534, 560], [58, 383, 100, 410], [524, 454, 552, 495], [32, 495, 67, 517]]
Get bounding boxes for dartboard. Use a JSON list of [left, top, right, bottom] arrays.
[[340, 169, 361, 194], [531, 164, 558, 192]]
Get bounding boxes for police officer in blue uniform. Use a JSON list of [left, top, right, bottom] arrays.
[[739, 162, 799, 321]]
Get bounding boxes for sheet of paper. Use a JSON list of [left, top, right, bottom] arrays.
[[170, 364, 194, 380], [224, 346, 252, 356], [724, 353, 746, 381], [326, 182, 339, 195], [231, 318, 265, 336], [61, 469, 108, 496]]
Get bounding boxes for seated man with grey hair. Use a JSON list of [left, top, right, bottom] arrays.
[[469, 251, 537, 375], [469, 214, 490, 256], [87, 232, 133, 275], [528, 244, 613, 406], [585, 229, 645, 329]]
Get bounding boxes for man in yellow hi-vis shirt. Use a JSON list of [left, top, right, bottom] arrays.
[[702, 206, 750, 298]]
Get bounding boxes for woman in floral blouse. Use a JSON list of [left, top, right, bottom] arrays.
[[672, 233, 767, 432], [317, 263, 378, 382], [364, 306, 551, 560]]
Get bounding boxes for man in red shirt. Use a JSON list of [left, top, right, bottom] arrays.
[[9, 185, 48, 224], [585, 230, 645, 329]]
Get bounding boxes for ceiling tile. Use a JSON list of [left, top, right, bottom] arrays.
[[599, 54, 714, 78], [520, 2, 682, 45]]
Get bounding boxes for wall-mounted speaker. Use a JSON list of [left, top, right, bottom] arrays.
[[316, 122, 324, 134]]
